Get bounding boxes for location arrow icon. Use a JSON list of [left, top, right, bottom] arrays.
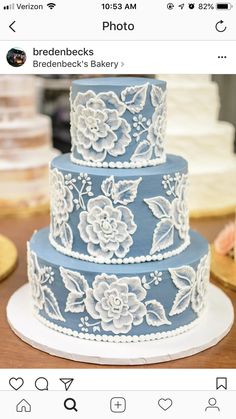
[[60, 378, 74, 391]]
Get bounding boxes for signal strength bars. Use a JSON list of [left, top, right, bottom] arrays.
[[3, 3, 14, 9], [4, 2, 56, 10]]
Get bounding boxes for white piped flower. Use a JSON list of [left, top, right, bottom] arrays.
[[50, 168, 74, 238], [71, 90, 131, 162], [191, 253, 210, 314], [78, 195, 137, 259], [84, 274, 147, 334], [27, 249, 45, 310]]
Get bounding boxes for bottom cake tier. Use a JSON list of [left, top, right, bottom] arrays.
[[28, 227, 210, 343]]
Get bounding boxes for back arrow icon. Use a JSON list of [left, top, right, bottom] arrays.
[[9, 21, 16, 32], [215, 20, 227, 33]]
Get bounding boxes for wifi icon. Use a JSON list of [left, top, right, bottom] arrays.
[[47, 2, 56, 9]]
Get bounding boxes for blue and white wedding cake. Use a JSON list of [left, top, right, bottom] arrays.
[[27, 77, 210, 343]]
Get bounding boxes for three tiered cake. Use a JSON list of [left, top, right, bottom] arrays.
[[27, 78, 210, 343]]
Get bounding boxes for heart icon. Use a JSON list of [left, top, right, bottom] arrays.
[[9, 377, 24, 391], [158, 398, 173, 411]]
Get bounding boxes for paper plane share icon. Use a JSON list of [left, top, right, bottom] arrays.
[[60, 378, 74, 391]]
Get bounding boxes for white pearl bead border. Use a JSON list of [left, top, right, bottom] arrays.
[[33, 309, 204, 343], [49, 234, 191, 265], [70, 154, 166, 169]]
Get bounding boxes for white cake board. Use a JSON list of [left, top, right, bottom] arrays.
[[7, 283, 234, 366]]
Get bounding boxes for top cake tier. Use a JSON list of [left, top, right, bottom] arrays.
[[70, 77, 167, 168]]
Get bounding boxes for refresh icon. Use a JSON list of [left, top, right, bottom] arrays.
[[215, 20, 227, 32]]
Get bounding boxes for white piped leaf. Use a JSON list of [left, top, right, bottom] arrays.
[[60, 267, 88, 298], [65, 293, 85, 313], [111, 178, 142, 205], [101, 176, 115, 197], [145, 300, 171, 326], [169, 266, 196, 289], [131, 140, 153, 162], [121, 83, 148, 114], [169, 288, 192, 316], [144, 196, 172, 219], [151, 85, 165, 107], [150, 219, 174, 255], [43, 286, 65, 322], [60, 223, 73, 250]]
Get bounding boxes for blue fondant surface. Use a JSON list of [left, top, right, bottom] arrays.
[[72, 77, 166, 93], [50, 153, 189, 262], [31, 227, 208, 274], [52, 152, 186, 177], [28, 227, 209, 338]]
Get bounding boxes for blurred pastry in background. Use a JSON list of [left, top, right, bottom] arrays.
[[0, 76, 37, 120], [159, 74, 236, 217], [211, 220, 236, 291], [214, 222, 236, 259], [0, 75, 59, 215]]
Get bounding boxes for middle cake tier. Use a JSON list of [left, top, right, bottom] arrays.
[[49, 153, 190, 264]]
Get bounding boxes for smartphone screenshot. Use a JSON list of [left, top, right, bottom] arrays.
[[0, 0, 235, 417]]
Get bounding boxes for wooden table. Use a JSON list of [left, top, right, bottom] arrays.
[[0, 212, 235, 368]]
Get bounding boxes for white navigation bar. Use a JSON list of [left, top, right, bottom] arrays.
[[0, 0, 235, 41], [0, 370, 235, 419], [0, 369, 234, 391]]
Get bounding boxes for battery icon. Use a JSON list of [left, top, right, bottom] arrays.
[[216, 3, 233, 9]]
